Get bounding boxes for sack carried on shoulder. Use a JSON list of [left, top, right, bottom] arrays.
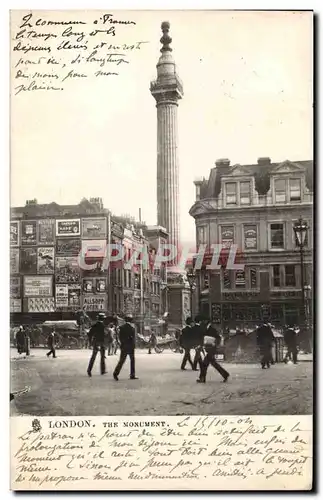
[[204, 336, 216, 347]]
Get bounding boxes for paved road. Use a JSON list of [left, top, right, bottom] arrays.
[[10, 348, 313, 416]]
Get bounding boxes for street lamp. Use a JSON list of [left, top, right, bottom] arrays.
[[293, 217, 309, 324], [186, 268, 197, 318]]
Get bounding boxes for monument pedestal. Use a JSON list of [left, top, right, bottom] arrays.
[[166, 270, 190, 331]]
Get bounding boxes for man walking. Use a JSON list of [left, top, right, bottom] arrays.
[[180, 317, 194, 370], [283, 324, 298, 364], [256, 321, 275, 369], [197, 321, 229, 383], [46, 328, 57, 358], [87, 312, 106, 377], [113, 314, 138, 380]]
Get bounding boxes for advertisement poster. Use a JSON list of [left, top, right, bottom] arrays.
[[56, 238, 81, 256], [55, 284, 68, 308], [82, 295, 107, 312], [21, 220, 37, 245], [81, 240, 106, 259], [82, 217, 107, 239], [38, 219, 55, 245], [68, 285, 81, 308], [24, 276, 53, 297], [83, 278, 94, 293], [83, 278, 107, 293], [27, 297, 55, 313], [56, 219, 81, 237], [37, 247, 55, 274], [244, 225, 257, 250], [55, 256, 80, 283], [10, 277, 21, 298], [96, 278, 107, 293], [10, 221, 19, 246], [10, 299, 21, 313], [10, 248, 20, 274], [20, 248, 37, 274]]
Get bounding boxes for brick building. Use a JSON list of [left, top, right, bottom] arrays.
[[189, 158, 313, 328], [10, 198, 165, 326]]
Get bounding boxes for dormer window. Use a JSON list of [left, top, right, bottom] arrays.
[[274, 179, 286, 203], [290, 179, 301, 201], [274, 177, 302, 203], [225, 181, 252, 206], [226, 183, 237, 205], [240, 181, 251, 205]]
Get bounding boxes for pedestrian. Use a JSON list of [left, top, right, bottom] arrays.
[[180, 317, 194, 370], [113, 314, 138, 381], [87, 313, 106, 377], [256, 321, 275, 369], [197, 321, 230, 383], [46, 329, 57, 358], [148, 330, 157, 354], [192, 315, 205, 371], [283, 324, 298, 364], [107, 323, 115, 356], [16, 326, 25, 355]]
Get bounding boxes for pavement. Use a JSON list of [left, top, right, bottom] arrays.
[[10, 348, 313, 416]]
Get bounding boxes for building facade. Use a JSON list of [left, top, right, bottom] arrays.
[[189, 158, 313, 328], [10, 198, 165, 326]]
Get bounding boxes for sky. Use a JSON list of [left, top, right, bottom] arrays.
[[10, 10, 313, 245]]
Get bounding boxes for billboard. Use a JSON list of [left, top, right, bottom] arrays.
[[55, 284, 68, 308], [10, 299, 21, 313], [10, 248, 20, 274], [82, 217, 107, 239], [24, 276, 53, 297], [82, 295, 107, 312], [20, 248, 37, 274], [55, 257, 80, 283], [68, 285, 81, 308], [10, 221, 19, 246], [21, 220, 37, 245], [81, 240, 106, 259], [38, 219, 55, 245], [37, 247, 55, 274], [56, 219, 80, 237], [56, 238, 81, 256], [56, 284, 81, 309], [27, 298, 55, 313], [10, 277, 21, 298]]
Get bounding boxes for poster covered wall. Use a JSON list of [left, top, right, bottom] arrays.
[[55, 284, 68, 308], [20, 248, 37, 274], [24, 276, 53, 297], [10, 249, 20, 274], [27, 298, 55, 313], [37, 247, 55, 274], [10, 299, 21, 313], [21, 221, 37, 245], [82, 295, 107, 312], [56, 219, 80, 237], [56, 239, 81, 256], [55, 257, 80, 283], [83, 278, 107, 293], [38, 219, 55, 245], [82, 218, 107, 239], [10, 221, 19, 246], [10, 277, 21, 298]]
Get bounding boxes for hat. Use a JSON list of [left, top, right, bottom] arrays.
[[185, 317, 193, 325], [97, 312, 106, 320], [125, 314, 133, 322]]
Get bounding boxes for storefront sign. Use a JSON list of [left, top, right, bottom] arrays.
[[10, 248, 20, 274], [82, 217, 107, 239], [55, 257, 80, 283], [38, 219, 55, 245], [21, 221, 37, 245], [10, 299, 21, 313], [10, 277, 21, 298], [24, 276, 53, 297], [82, 295, 107, 312], [55, 284, 68, 308], [10, 221, 19, 246], [56, 239, 81, 256], [20, 248, 37, 274], [27, 297, 55, 313], [37, 247, 55, 274], [56, 219, 80, 237]]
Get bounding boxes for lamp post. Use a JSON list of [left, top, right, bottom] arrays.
[[293, 217, 309, 325], [186, 268, 197, 318]]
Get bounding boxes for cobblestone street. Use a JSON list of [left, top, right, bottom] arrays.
[[10, 348, 313, 417]]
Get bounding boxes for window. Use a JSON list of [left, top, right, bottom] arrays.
[[223, 270, 231, 289], [201, 271, 209, 289], [240, 182, 251, 205], [250, 268, 258, 288], [197, 226, 207, 245], [290, 179, 301, 201], [270, 223, 284, 249], [235, 270, 246, 288], [221, 226, 234, 248], [244, 225, 257, 250], [285, 265, 296, 287], [226, 183, 237, 205], [273, 265, 281, 287], [123, 269, 128, 288], [274, 179, 286, 203]]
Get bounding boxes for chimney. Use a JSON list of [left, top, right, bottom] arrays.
[[89, 197, 104, 210], [257, 157, 271, 166], [215, 158, 230, 168], [25, 199, 38, 206], [193, 177, 204, 201]]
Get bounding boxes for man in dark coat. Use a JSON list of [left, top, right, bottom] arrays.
[[46, 328, 57, 358], [192, 315, 205, 370], [283, 325, 298, 364], [87, 313, 106, 376], [16, 326, 25, 355], [256, 322, 275, 369], [197, 321, 229, 383], [113, 315, 138, 380], [180, 317, 194, 370]]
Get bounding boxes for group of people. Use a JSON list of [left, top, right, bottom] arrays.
[[179, 315, 230, 383], [256, 321, 299, 368]]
